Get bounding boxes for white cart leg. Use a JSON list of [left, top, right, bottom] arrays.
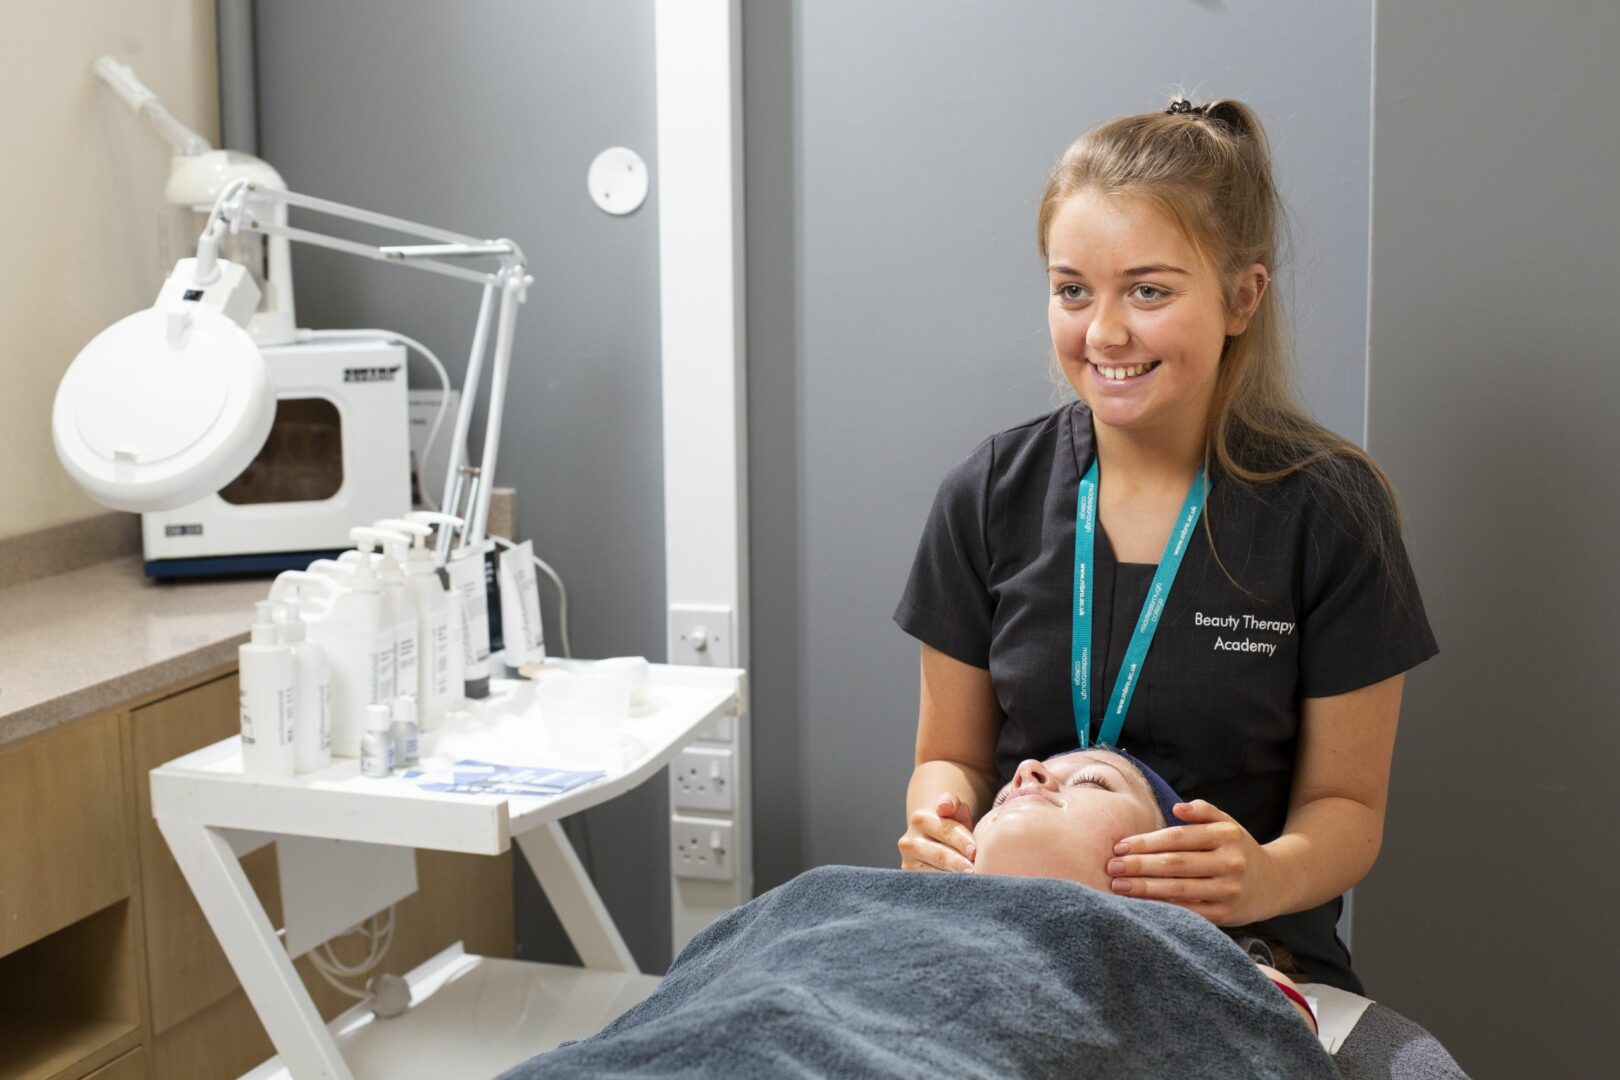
[[515, 821, 639, 973], [158, 817, 352, 1080]]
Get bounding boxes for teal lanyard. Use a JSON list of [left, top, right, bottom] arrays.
[[1071, 457, 1208, 748]]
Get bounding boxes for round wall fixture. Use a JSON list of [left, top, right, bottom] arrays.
[[588, 147, 649, 215]]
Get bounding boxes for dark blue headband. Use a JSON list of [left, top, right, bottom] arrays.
[[1107, 748, 1186, 829]]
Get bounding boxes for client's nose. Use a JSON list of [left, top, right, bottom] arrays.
[[1012, 758, 1056, 790]]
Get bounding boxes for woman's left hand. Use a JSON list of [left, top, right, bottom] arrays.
[[1105, 799, 1277, 926]]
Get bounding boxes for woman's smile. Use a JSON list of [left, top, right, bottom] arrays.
[[1087, 359, 1162, 386]]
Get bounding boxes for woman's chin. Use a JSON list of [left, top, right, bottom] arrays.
[[973, 838, 1110, 891]]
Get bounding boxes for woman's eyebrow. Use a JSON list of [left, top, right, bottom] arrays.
[[1045, 263, 1191, 278]]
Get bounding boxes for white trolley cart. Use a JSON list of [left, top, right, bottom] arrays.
[[150, 664, 745, 1079]]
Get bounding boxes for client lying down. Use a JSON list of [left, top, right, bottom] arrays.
[[502, 749, 1338, 1079]]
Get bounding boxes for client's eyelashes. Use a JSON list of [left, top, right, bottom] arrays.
[[990, 766, 1112, 807], [1065, 769, 1111, 791]]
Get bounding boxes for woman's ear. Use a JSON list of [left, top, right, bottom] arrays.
[[1224, 263, 1269, 336]]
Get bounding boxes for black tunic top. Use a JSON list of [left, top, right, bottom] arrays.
[[894, 403, 1438, 993]]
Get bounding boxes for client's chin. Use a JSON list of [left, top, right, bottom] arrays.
[[970, 812, 1115, 891]]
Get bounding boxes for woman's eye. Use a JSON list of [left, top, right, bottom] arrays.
[[1065, 771, 1110, 790], [1131, 284, 1168, 301], [1056, 283, 1087, 302]]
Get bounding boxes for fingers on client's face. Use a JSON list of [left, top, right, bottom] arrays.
[[973, 750, 1162, 889]]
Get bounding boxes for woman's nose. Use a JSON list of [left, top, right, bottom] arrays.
[[1085, 301, 1129, 351], [1013, 758, 1055, 789]]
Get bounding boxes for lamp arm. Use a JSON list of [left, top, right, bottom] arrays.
[[195, 178, 534, 532], [202, 180, 527, 286], [467, 270, 529, 544], [441, 282, 496, 532], [192, 216, 230, 285]]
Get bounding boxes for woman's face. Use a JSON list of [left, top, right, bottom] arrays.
[[1045, 191, 1258, 441], [972, 750, 1164, 889]]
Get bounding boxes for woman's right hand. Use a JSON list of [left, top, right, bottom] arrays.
[[899, 792, 977, 872]]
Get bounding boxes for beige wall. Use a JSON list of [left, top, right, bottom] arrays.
[[0, 0, 217, 540]]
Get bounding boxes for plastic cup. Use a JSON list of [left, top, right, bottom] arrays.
[[592, 656, 652, 714]]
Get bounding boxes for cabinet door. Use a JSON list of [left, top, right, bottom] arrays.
[[0, 712, 130, 955], [128, 673, 284, 1034]]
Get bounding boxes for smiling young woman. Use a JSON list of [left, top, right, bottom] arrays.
[[894, 97, 1438, 995]]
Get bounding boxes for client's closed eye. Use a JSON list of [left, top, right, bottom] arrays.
[[1065, 769, 1111, 790]]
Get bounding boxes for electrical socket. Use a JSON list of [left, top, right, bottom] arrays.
[[673, 746, 734, 812], [671, 814, 735, 881]]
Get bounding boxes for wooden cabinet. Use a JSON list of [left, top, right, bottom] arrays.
[[0, 714, 142, 1080], [0, 667, 514, 1079], [0, 713, 131, 956]]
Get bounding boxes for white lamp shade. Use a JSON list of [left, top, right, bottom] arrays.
[[53, 302, 275, 512]]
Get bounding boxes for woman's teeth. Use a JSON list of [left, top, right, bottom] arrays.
[[1092, 361, 1158, 381]]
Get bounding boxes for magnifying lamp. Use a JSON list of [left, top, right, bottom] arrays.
[[53, 253, 273, 512], [53, 176, 531, 542]]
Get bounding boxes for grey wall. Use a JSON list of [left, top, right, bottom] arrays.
[[747, 0, 1377, 882], [253, 0, 672, 969], [256, 9, 1585, 1047], [1356, 4, 1620, 1075]]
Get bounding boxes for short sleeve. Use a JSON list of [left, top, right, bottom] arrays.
[[893, 439, 996, 668], [1297, 461, 1438, 697]]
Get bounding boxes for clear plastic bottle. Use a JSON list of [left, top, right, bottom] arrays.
[[360, 703, 395, 778], [390, 695, 421, 768]]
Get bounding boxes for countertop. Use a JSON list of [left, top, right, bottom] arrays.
[[0, 557, 268, 747]]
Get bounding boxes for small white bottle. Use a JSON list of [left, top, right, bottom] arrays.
[[360, 703, 395, 778], [390, 695, 421, 768], [239, 605, 296, 777], [281, 605, 332, 773]]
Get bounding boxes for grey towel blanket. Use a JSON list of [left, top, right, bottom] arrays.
[[503, 865, 1339, 1079]]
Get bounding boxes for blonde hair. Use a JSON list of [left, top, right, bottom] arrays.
[[1039, 97, 1402, 566]]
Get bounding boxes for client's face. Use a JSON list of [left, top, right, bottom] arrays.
[[972, 750, 1164, 890]]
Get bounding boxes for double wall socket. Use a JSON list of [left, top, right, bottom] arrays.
[[673, 746, 734, 812], [671, 815, 735, 881]]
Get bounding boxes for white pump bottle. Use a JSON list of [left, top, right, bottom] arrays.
[[239, 601, 295, 777], [403, 509, 491, 699], [267, 571, 338, 772], [405, 510, 470, 717], [353, 526, 420, 708], [317, 537, 395, 756], [377, 518, 461, 728]]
